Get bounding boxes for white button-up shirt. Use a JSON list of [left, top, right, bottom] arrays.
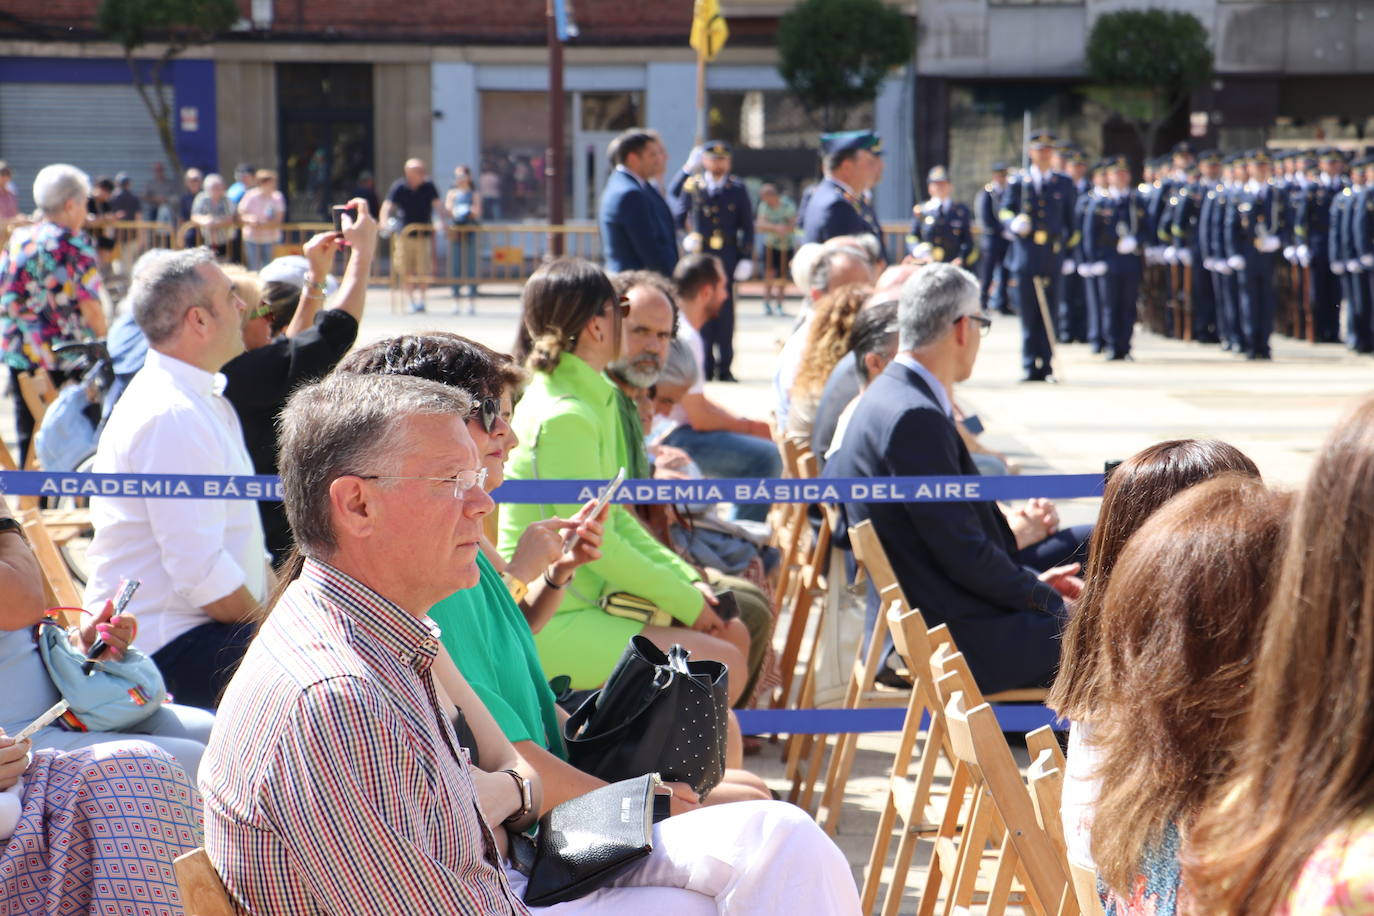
[[84, 349, 267, 654]]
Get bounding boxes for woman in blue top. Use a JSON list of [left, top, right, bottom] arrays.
[[445, 165, 482, 313]]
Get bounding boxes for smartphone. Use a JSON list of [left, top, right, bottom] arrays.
[[566, 466, 626, 552], [14, 699, 70, 741], [331, 204, 358, 233], [712, 589, 740, 621], [83, 578, 140, 674]]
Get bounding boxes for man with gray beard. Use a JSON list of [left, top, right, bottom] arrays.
[[607, 270, 678, 480]]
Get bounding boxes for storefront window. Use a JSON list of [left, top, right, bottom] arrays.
[[479, 91, 572, 222]]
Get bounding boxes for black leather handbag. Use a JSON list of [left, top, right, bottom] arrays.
[[512, 773, 671, 906], [564, 636, 729, 797]]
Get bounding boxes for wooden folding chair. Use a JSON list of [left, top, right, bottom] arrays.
[[173, 848, 237, 916], [18, 507, 84, 613], [1025, 729, 1105, 916], [770, 438, 811, 607], [772, 467, 830, 714], [861, 602, 959, 916], [15, 368, 57, 471]]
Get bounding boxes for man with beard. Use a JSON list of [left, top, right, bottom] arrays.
[[607, 270, 678, 481]]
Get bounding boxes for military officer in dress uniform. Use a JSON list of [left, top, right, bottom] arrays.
[[800, 130, 884, 245], [1163, 149, 1222, 342], [1057, 147, 1092, 343], [908, 165, 975, 268], [975, 162, 1011, 314], [1082, 157, 1143, 360], [1076, 159, 1112, 352], [670, 139, 755, 381], [1337, 155, 1374, 352], [998, 129, 1078, 382], [1294, 148, 1348, 343], [1354, 157, 1374, 352], [1224, 149, 1289, 360]]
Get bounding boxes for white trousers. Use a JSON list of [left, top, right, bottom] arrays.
[[511, 800, 860, 915]]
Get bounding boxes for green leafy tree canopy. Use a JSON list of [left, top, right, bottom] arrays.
[[1083, 9, 1213, 157], [777, 0, 914, 132], [97, 0, 239, 177]]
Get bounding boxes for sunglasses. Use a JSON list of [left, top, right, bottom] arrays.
[[471, 397, 500, 434], [249, 302, 274, 321]]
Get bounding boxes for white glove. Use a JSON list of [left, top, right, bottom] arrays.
[[1362, 254, 1374, 268], [1177, 247, 1192, 266], [1297, 245, 1311, 268], [1001, 229, 1015, 242], [1282, 245, 1296, 262], [1351, 259, 1365, 274], [1216, 262, 1233, 276], [1202, 257, 1214, 271], [1163, 246, 1178, 264], [1117, 236, 1138, 256], [683, 146, 704, 174], [1331, 260, 1346, 276], [1076, 263, 1093, 278], [682, 233, 702, 253], [733, 259, 753, 283], [1227, 255, 1246, 272], [1010, 214, 1032, 238], [910, 241, 932, 261], [1092, 261, 1109, 277], [1061, 258, 1076, 276], [1259, 235, 1282, 254]]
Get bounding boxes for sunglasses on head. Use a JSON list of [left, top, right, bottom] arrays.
[[471, 396, 500, 433]]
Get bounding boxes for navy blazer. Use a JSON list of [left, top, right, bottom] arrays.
[[599, 169, 679, 276], [824, 360, 1065, 694]]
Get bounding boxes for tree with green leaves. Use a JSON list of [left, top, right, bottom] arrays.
[[1083, 9, 1213, 158], [777, 0, 914, 132], [97, 0, 239, 177]]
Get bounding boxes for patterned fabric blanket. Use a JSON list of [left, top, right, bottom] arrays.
[[1, 741, 202, 916]]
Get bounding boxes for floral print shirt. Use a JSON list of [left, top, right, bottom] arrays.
[[1281, 811, 1374, 915], [0, 220, 102, 371]]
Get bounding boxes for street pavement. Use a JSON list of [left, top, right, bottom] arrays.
[[6, 281, 1371, 912]]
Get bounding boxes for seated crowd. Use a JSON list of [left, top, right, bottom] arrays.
[[4, 160, 1372, 916]]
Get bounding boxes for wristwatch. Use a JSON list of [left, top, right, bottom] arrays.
[[500, 768, 533, 824], [500, 571, 528, 604], [0, 517, 26, 542]]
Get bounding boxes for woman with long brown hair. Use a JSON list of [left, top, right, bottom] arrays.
[[783, 282, 871, 445], [1084, 476, 1287, 913], [1186, 395, 1374, 914]]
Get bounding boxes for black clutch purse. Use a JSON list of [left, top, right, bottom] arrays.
[[564, 636, 729, 797], [513, 773, 670, 906]]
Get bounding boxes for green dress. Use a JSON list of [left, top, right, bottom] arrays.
[[429, 551, 566, 759], [500, 353, 703, 688]]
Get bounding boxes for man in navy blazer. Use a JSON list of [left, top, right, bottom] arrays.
[[598, 128, 679, 277], [825, 263, 1089, 694]]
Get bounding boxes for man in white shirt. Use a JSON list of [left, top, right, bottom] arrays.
[[663, 254, 779, 522], [84, 247, 270, 710]]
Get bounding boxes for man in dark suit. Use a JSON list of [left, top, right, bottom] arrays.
[[598, 128, 678, 276], [801, 131, 884, 245], [669, 141, 754, 381], [824, 264, 1088, 694]]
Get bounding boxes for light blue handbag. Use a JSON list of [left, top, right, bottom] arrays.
[[33, 382, 98, 472], [34, 618, 166, 732]]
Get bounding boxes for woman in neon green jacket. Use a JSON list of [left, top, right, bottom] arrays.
[[500, 258, 751, 704]]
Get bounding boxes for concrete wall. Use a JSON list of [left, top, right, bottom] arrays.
[[374, 63, 434, 181], [215, 61, 276, 178]]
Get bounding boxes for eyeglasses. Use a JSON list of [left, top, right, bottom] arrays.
[[961, 312, 993, 338], [356, 467, 490, 497], [471, 397, 500, 434]]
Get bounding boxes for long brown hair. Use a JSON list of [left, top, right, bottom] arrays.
[[518, 257, 617, 373], [1185, 396, 1374, 914], [1048, 439, 1260, 721], [1087, 475, 1288, 895], [790, 283, 872, 398]]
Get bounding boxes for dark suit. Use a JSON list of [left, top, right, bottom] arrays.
[[801, 177, 874, 244], [598, 168, 678, 276], [824, 360, 1066, 694]]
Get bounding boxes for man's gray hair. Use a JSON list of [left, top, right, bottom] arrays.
[[130, 248, 216, 345], [809, 245, 868, 295], [658, 336, 699, 391], [897, 262, 981, 350], [279, 372, 475, 557], [32, 164, 90, 216]]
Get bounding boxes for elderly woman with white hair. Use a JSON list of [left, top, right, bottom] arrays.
[[191, 172, 236, 258], [0, 163, 108, 463]]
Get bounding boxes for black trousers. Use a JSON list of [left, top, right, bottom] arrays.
[[9, 365, 72, 466], [701, 251, 740, 379]]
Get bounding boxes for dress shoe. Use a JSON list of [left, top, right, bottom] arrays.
[[1019, 371, 1048, 383], [717, 371, 739, 383]]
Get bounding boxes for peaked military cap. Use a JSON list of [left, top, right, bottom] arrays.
[[990, 161, 1008, 173], [1027, 129, 1057, 149], [702, 140, 732, 157], [821, 130, 882, 157], [1172, 140, 1197, 156], [927, 165, 950, 183]]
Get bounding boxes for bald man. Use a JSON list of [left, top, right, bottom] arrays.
[[380, 158, 441, 312]]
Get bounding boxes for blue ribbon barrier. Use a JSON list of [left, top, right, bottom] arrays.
[[735, 705, 1066, 735], [0, 471, 1105, 504]]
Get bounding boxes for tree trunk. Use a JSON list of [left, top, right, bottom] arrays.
[[125, 52, 185, 180]]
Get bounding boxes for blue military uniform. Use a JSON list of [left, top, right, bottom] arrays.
[[1199, 162, 1242, 351], [1057, 150, 1092, 344], [1345, 157, 1374, 351], [907, 165, 975, 267], [1164, 151, 1221, 343], [1294, 150, 1347, 343], [998, 130, 1078, 381], [1081, 158, 1143, 360], [669, 141, 754, 380], [975, 165, 1010, 314], [801, 130, 883, 245], [1224, 150, 1290, 359]]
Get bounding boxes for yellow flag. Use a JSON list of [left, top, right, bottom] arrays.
[[690, 0, 729, 62]]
